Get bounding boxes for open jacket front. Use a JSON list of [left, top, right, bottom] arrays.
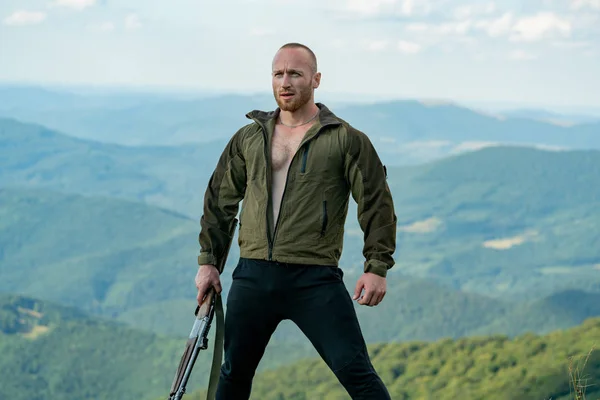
[[197, 103, 397, 278]]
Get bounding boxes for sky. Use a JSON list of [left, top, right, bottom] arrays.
[[1, 0, 599, 110]]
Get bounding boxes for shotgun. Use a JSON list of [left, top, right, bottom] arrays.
[[167, 217, 238, 400]]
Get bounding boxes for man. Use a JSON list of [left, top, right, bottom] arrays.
[[195, 42, 397, 399]]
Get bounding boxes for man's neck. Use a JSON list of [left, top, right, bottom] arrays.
[[278, 103, 320, 127]]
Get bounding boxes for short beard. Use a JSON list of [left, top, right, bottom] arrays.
[[274, 85, 313, 112]]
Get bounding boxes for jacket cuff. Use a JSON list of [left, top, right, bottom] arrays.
[[364, 259, 390, 278], [197, 252, 217, 267]]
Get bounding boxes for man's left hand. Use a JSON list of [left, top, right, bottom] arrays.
[[353, 272, 387, 307]]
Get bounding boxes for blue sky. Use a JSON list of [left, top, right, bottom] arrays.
[[1, 0, 599, 109]]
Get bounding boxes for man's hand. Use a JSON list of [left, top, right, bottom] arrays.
[[195, 264, 222, 306], [353, 272, 387, 307]]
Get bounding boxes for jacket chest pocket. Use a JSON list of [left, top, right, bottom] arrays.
[[297, 137, 342, 178]]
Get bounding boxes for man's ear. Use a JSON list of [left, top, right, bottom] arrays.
[[313, 72, 321, 88]]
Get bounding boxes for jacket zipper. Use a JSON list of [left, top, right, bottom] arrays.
[[267, 127, 322, 260], [263, 130, 274, 260], [253, 117, 337, 261], [270, 135, 316, 259]]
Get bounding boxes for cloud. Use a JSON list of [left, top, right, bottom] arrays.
[[327, 0, 595, 57], [125, 13, 142, 30], [510, 12, 571, 42], [359, 38, 421, 53], [474, 12, 514, 37], [473, 12, 572, 42], [3, 10, 46, 26], [346, 0, 395, 16], [99, 21, 115, 31], [406, 20, 473, 35], [341, 0, 433, 17], [571, 0, 600, 10], [88, 21, 115, 32], [365, 39, 390, 51], [397, 40, 421, 53], [452, 2, 496, 19], [509, 49, 537, 60], [52, 0, 97, 10], [551, 39, 593, 48]]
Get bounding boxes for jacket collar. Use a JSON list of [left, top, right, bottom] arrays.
[[245, 102, 342, 128]]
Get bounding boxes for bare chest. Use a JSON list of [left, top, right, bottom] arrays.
[[270, 126, 309, 172]]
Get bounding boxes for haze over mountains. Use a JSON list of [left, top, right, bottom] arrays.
[[2, 85, 600, 167], [1, 85, 599, 399]]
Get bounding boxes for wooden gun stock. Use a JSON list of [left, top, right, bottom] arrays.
[[196, 286, 215, 320]]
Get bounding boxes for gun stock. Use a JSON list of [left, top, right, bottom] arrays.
[[167, 218, 237, 400]]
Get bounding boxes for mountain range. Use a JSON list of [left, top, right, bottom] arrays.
[[3, 116, 600, 339], [2, 85, 599, 167], [1, 86, 600, 399]]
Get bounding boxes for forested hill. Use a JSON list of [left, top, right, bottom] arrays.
[[377, 145, 600, 301], [184, 317, 600, 400], [0, 293, 318, 400], [3, 185, 600, 345]]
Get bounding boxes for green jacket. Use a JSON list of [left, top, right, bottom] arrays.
[[197, 103, 397, 277]]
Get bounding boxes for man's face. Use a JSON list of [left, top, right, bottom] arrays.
[[271, 48, 320, 112]]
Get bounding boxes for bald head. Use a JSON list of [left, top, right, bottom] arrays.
[[274, 42, 318, 74]]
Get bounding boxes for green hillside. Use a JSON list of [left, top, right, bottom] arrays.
[[3, 142, 600, 341], [0, 117, 223, 217], [0, 186, 241, 328], [0, 185, 510, 340], [3, 119, 600, 339], [370, 146, 600, 300], [473, 290, 600, 337], [0, 293, 318, 400], [351, 279, 600, 343], [2, 293, 598, 400], [185, 318, 600, 400], [4, 117, 600, 291], [0, 293, 187, 400], [2, 186, 600, 348]]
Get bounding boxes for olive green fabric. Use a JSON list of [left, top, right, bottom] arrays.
[[198, 103, 397, 277]]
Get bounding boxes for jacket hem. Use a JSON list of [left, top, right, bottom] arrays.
[[240, 250, 339, 267]]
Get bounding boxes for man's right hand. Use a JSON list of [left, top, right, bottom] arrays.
[[195, 264, 222, 306]]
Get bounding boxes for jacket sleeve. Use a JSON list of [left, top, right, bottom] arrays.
[[197, 127, 247, 273], [344, 126, 397, 278]]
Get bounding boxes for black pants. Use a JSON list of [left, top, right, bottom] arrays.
[[215, 258, 391, 399]]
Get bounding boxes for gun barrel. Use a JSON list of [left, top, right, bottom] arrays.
[[176, 318, 211, 392]]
